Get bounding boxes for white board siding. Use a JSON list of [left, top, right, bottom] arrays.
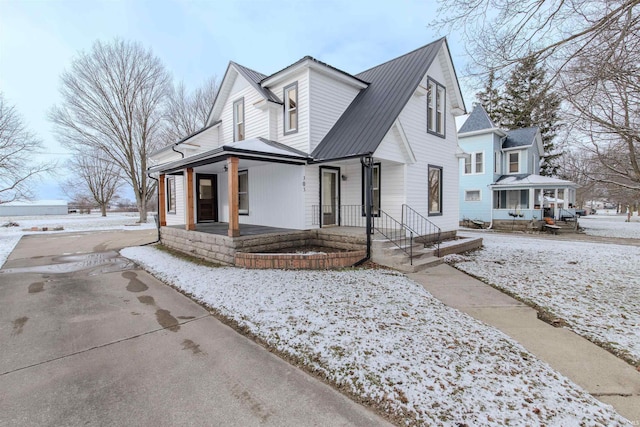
[[219, 77, 269, 145], [397, 62, 460, 233], [165, 174, 186, 226], [308, 70, 361, 153], [303, 164, 320, 228], [218, 163, 305, 229], [270, 69, 310, 154], [183, 126, 220, 152]]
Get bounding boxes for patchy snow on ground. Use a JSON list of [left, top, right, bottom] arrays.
[[447, 233, 640, 366], [122, 246, 629, 426], [0, 213, 155, 267], [579, 214, 640, 239]]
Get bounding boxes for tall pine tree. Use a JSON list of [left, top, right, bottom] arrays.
[[476, 57, 562, 176]]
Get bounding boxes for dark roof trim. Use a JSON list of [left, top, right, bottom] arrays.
[[232, 62, 281, 103], [308, 152, 374, 164], [262, 55, 369, 87]]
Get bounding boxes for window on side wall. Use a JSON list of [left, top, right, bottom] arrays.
[[283, 82, 298, 135], [509, 152, 520, 173], [494, 151, 500, 174], [426, 78, 446, 138], [464, 152, 484, 174], [238, 170, 248, 214], [167, 176, 176, 214], [465, 190, 481, 202], [233, 98, 245, 142], [475, 152, 483, 173], [361, 163, 381, 217], [428, 165, 443, 216]]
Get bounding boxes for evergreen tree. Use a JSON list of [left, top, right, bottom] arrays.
[[475, 70, 501, 125], [498, 56, 562, 176]]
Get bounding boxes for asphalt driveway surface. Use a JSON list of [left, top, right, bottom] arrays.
[[0, 230, 389, 426]]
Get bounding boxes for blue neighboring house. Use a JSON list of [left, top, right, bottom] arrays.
[[458, 104, 578, 228]]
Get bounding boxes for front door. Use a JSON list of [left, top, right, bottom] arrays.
[[197, 174, 217, 222], [321, 168, 340, 226]]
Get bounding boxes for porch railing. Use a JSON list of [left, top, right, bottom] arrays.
[[311, 204, 369, 227], [374, 209, 414, 265], [402, 204, 442, 257]]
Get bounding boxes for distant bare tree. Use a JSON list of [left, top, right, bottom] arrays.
[[436, 0, 639, 80], [0, 93, 55, 203], [561, 22, 640, 196], [50, 39, 172, 222], [162, 76, 218, 145], [63, 150, 122, 216]]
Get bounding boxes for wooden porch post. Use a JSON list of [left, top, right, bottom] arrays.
[[158, 174, 166, 226], [186, 168, 196, 231], [227, 157, 240, 237]]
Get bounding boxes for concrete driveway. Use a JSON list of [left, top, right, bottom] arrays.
[[0, 230, 390, 426]]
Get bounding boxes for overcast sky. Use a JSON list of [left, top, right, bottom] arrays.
[[0, 0, 473, 200]]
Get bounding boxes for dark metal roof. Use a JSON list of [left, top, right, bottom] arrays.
[[503, 127, 539, 149], [231, 61, 281, 103], [311, 39, 444, 162], [458, 104, 496, 134]]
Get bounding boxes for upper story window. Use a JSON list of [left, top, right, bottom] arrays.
[[233, 98, 244, 142], [464, 152, 484, 174], [494, 152, 500, 174], [283, 82, 298, 135], [509, 152, 520, 173], [427, 78, 446, 138]]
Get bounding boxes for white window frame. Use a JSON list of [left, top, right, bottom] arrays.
[[508, 151, 520, 174], [465, 189, 482, 202], [494, 151, 500, 174], [233, 98, 244, 142], [283, 82, 298, 135], [464, 151, 484, 175], [238, 170, 248, 215], [427, 78, 446, 138], [167, 176, 176, 214]]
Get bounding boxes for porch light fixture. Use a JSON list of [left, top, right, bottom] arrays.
[[224, 165, 228, 172], [341, 174, 347, 181]]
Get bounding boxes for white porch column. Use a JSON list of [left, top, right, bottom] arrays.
[[554, 188, 559, 219]]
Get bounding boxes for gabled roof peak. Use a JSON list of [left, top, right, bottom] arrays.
[[458, 103, 497, 134]]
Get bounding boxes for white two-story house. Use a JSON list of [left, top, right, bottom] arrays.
[[150, 38, 468, 265], [458, 104, 578, 229]]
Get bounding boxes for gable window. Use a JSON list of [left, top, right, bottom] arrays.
[[464, 152, 484, 174], [509, 152, 520, 173], [233, 98, 244, 142], [427, 78, 446, 137], [167, 176, 176, 214], [238, 170, 248, 214], [361, 163, 381, 216], [283, 82, 298, 135], [428, 165, 443, 216], [465, 190, 481, 202]]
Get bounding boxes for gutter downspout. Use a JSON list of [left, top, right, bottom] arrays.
[[172, 144, 185, 159], [353, 155, 374, 266], [142, 171, 161, 246]]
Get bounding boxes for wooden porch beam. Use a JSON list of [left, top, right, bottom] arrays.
[[186, 168, 195, 231], [158, 174, 166, 226], [227, 157, 240, 237]]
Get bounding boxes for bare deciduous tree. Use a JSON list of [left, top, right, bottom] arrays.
[[561, 18, 640, 196], [436, 0, 639, 79], [162, 77, 218, 145], [63, 150, 122, 217], [0, 93, 54, 203], [50, 39, 172, 222]]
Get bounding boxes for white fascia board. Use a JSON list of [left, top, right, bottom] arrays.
[[261, 59, 368, 89], [207, 65, 238, 125], [440, 40, 466, 113], [458, 127, 507, 138], [393, 119, 417, 164], [501, 145, 532, 152]]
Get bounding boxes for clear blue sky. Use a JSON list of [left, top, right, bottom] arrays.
[[0, 0, 473, 201]]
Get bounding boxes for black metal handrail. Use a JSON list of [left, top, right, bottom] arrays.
[[374, 209, 414, 265], [401, 204, 442, 257]]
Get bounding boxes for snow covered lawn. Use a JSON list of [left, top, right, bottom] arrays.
[[447, 233, 640, 366], [0, 213, 155, 267], [121, 246, 628, 426], [580, 213, 640, 239]]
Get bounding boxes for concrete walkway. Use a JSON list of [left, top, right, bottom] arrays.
[[0, 230, 390, 426], [409, 264, 640, 424]]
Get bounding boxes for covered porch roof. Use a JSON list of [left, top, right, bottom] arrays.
[[491, 174, 578, 190], [149, 137, 310, 174]]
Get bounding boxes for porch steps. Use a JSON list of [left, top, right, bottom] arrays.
[[371, 236, 483, 273]]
